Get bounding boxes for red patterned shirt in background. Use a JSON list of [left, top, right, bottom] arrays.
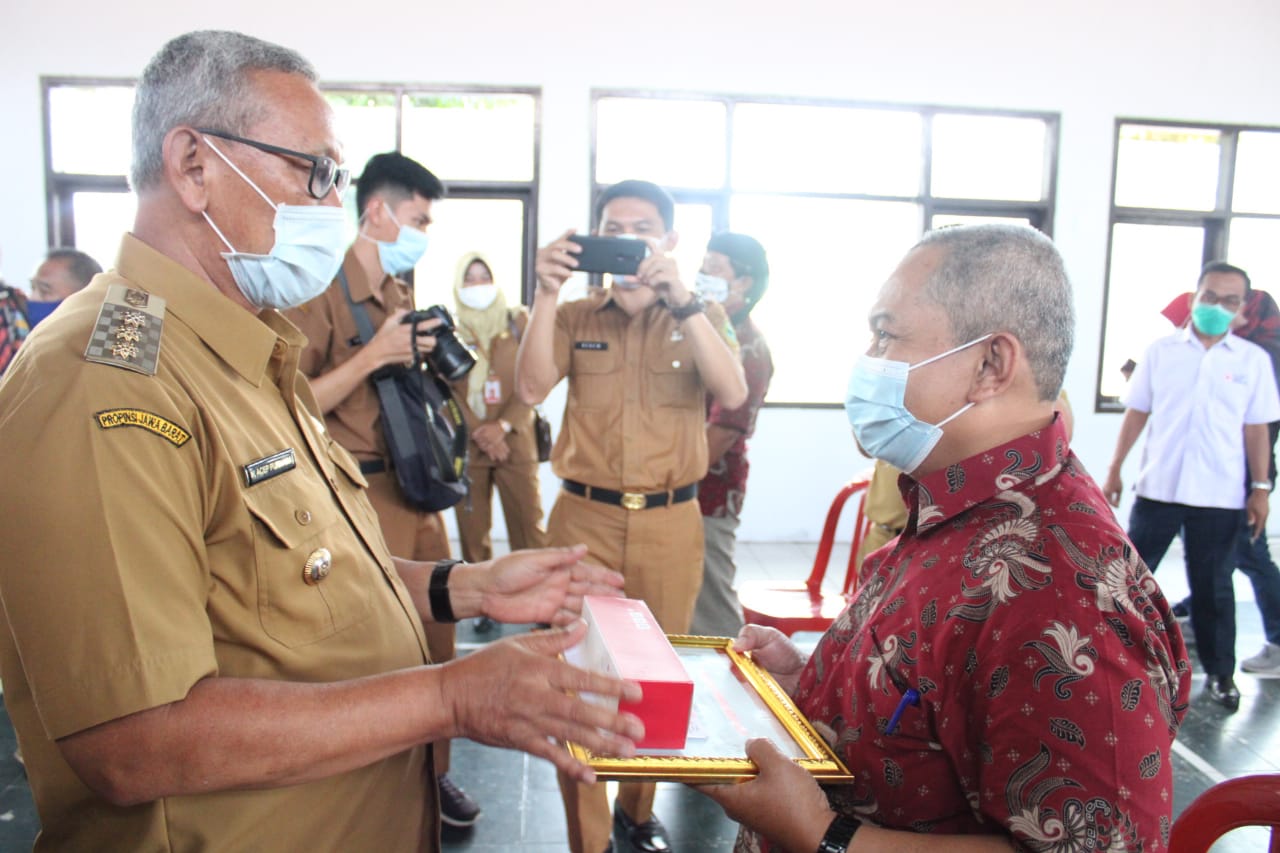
[[740, 416, 1191, 852], [698, 316, 773, 518]]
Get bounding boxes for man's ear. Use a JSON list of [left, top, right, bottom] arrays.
[[163, 126, 210, 214], [972, 332, 1021, 401]]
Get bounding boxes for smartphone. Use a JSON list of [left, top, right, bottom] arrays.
[[567, 235, 649, 276]]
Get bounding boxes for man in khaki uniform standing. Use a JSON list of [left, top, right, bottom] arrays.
[[0, 30, 642, 852], [517, 180, 748, 853], [284, 152, 480, 827]]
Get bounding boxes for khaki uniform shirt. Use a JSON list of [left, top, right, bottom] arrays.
[[550, 289, 735, 490], [0, 235, 435, 852], [285, 250, 413, 464], [456, 307, 539, 467]]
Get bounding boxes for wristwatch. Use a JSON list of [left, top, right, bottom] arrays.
[[669, 293, 706, 321], [815, 814, 861, 853], [1251, 481, 1273, 492], [428, 559, 462, 623]]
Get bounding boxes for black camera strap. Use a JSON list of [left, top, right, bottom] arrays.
[[337, 269, 423, 474]]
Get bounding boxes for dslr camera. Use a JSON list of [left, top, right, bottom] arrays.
[[403, 305, 476, 381]]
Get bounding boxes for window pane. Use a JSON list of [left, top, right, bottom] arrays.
[[1232, 132, 1280, 215], [49, 85, 135, 176], [596, 98, 726, 189], [402, 93, 535, 182], [1227, 218, 1280, 300], [72, 192, 136, 271], [410, 197, 527, 311], [325, 91, 397, 178], [732, 104, 921, 196], [671, 203, 714, 289], [1114, 124, 1221, 211], [1099, 223, 1205, 402], [931, 114, 1047, 202], [731, 196, 922, 404], [929, 213, 1031, 229]]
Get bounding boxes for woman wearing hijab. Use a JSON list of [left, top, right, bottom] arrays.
[[452, 251, 549, 571]]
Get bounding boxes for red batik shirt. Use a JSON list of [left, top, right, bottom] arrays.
[[739, 417, 1192, 852], [698, 316, 773, 518]]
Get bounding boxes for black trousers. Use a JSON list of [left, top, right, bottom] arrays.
[[1128, 497, 1243, 676]]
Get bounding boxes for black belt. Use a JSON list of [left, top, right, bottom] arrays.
[[359, 459, 387, 475], [562, 479, 697, 511]]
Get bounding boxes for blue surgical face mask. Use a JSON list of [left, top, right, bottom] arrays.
[[843, 334, 992, 473], [694, 273, 730, 303], [361, 201, 430, 276], [201, 137, 346, 310], [26, 299, 63, 328], [1191, 300, 1236, 337]]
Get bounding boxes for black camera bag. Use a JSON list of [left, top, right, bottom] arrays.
[[338, 271, 469, 511]]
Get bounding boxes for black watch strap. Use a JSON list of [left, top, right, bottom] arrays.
[[815, 814, 861, 853], [669, 294, 706, 321], [428, 559, 462, 623]]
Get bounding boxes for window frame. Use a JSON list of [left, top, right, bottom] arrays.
[[589, 88, 1060, 407], [1095, 117, 1280, 413]]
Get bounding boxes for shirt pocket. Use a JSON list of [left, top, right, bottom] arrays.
[[569, 343, 622, 410], [647, 339, 699, 409], [242, 472, 372, 648], [326, 438, 370, 489]]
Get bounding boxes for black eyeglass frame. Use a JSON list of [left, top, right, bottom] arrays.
[[196, 127, 351, 201]]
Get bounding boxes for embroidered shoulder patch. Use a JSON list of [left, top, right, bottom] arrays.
[[95, 408, 191, 446], [84, 284, 166, 375]]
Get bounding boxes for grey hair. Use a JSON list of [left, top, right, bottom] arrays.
[[916, 224, 1074, 401], [130, 30, 317, 190]]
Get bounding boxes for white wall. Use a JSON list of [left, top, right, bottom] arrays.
[[3, 0, 1279, 541]]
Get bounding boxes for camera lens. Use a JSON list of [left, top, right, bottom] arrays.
[[415, 305, 476, 381]]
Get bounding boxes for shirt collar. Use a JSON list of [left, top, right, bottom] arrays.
[[339, 248, 394, 305], [114, 233, 300, 386], [903, 414, 1072, 535], [1177, 325, 1242, 350]]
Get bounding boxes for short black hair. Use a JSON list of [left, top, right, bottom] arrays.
[[1199, 260, 1251, 294], [594, 180, 675, 232], [44, 248, 103, 289], [355, 152, 446, 215], [706, 232, 769, 312]]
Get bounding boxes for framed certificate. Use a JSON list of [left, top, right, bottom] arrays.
[[565, 635, 854, 783]]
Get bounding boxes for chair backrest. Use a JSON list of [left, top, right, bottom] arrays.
[[803, 472, 873, 597], [1168, 773, 1280, 853]]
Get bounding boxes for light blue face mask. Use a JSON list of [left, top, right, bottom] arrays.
[[694, 272, 730, 303], [202, 136, 347, 310], [843, 334, 992, 473], [364, 201, 430, 276]]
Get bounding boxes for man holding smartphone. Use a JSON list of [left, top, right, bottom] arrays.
[[516, 180, 747, 853]]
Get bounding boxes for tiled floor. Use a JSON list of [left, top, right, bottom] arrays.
[[1, 538, 1277, 851]]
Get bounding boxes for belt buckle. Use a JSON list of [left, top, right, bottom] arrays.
[[620, 492, 646, 511]]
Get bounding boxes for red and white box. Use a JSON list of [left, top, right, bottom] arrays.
[[567, 596, 694, 750]]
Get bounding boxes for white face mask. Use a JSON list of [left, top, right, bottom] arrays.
[[694, 272, 730, 303], [202, 136, 346, 310], [458, 283, 498, 310]]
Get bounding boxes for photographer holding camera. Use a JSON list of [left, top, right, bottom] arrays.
[[516, 179, 747, 853], [284, 151, 482, 829]]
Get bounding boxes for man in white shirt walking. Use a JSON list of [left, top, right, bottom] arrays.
[[1104, 261, 1280, 711]]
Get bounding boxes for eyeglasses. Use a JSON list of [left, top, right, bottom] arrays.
[[1197, 290, 1244, 311], [197, 128, 350, 201]]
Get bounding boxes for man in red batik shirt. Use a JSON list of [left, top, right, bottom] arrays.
[[697, 224, 1191, 853]]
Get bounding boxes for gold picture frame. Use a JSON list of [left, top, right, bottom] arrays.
[[565, 635, 854, 783]]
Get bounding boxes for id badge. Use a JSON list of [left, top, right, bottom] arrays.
[[483, 376, 502, 405]]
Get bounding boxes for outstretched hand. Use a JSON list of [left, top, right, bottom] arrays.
[[440, 620, 644, 783], [481, 544, 625, 626]]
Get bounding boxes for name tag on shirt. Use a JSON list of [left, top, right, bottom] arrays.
[[575, 341, 608, 351], [243, 448, 297, 487]]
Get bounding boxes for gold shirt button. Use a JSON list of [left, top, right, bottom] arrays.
[[295, 509, 313, 525], [303, 547, 332, 585]]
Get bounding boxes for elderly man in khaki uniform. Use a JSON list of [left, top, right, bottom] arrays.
[[0, 30, 643, 852], [517, 180, 748, 853]]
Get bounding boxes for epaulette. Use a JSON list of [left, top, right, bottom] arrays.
[[84, 283, 165, 376]]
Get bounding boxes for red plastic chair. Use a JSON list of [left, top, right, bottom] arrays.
[[1169, 774, 1280, 852], [738, 472, 873, 636]]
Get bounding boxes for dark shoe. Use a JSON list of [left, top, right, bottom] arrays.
[[613, 802, 671, 853], [1206, 675, 1241, 712], [438, 773, 481, 828], [1171, 598, 1190, 621]]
